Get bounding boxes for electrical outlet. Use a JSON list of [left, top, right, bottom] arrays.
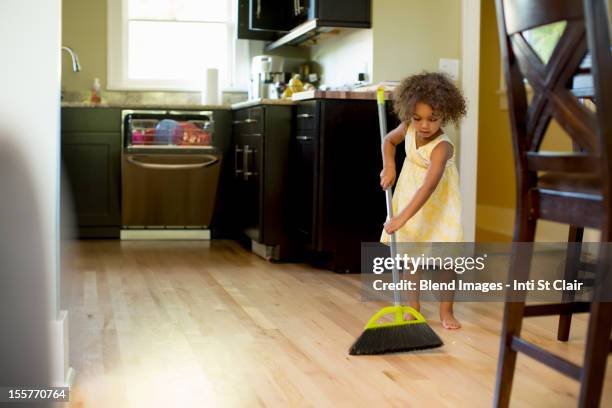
[[439, 58, 460, 81]]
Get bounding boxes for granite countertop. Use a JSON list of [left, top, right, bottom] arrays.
[[61, 94, 386, 109], [291, 90, 394, 101], [230, 98, 295, 109], [61, 101, 232, 110], [60, 99, 296, 110]]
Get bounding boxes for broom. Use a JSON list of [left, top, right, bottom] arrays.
[[348, 88, 443, 355]]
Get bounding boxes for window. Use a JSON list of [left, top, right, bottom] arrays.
[[498, 21, 567, 109], [108, 0, 245, 91], [523, 21, 567, 64]]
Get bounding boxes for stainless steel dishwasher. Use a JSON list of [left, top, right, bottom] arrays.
[[120, 109, 222, 240]]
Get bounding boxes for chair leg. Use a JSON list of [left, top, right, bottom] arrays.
[[578, 239, 612, 407], [558, 226, 584, 341], [493, 215, 536, 408], [578, 301, 612, 407]]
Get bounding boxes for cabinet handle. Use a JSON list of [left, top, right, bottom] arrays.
[[297, 113, 313, 118], [244, 145, 258, 180], [243, 145, 250, 180], [294, 0, 298, 15], [168, 110, 213, 117], [296, 135, 313, 141], [127, 155, 218, 170], [234, 118, 257, 125], [257, 0, 261, 19], [235, 146, 243, 176]]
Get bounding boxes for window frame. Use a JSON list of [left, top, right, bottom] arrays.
[[107, 0, 245, 91]]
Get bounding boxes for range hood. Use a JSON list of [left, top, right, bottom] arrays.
[[264, 18, 370, 52]]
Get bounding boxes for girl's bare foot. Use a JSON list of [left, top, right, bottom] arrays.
[[440, 312, 461, 329], [440, 302, 461, 329]]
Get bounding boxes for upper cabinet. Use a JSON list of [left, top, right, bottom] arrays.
[[306, 0, 371, 26], [237, 0, 371, 50], [250, 0, 307, 32], [237, 0, 277, 40]]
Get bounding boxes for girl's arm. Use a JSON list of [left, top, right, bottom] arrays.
[[384, 141, 453, 233], [380, 122, 408, 190]]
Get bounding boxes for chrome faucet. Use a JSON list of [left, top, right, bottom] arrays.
[[61, 46, 81, 72]]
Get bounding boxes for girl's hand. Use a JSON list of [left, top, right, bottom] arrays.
[[384, 215, 407, 234], [380, 166, 396, 190]]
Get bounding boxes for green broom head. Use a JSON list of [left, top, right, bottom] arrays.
[[349, 306, 443, 355]]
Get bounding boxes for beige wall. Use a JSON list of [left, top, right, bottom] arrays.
[[310, 0, 461, 87], [475, 1, 593, 242], [371, 0, 461, 82], [476, 0, 514, 212], [62, 0, 108, 92]]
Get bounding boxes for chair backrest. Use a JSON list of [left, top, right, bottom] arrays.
[[496, 0, 612, 236]]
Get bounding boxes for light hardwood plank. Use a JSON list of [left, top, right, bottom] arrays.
[[63, 240, 611, 408]]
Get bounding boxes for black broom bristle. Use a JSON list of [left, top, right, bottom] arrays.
[[349, 323, 443, 355]]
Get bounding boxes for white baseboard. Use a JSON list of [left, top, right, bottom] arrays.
[[50, 310, 74, 387], [477, 204, 601, 241], [120, 229, 211, 240], [65, 367, 76, 387]]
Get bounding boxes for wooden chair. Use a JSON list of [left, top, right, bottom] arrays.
[[494, 0, 612, 406]]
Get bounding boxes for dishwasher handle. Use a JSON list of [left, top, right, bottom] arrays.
[[126, 155, 219, 170]]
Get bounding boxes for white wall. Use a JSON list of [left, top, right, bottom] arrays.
[[0, 0, 66, 386], [310, 28, 373, 87]]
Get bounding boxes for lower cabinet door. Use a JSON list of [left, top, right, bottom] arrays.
[[234, 133, 263, 241], [292, 133, 317, 248], [61, 131, 121, 229]]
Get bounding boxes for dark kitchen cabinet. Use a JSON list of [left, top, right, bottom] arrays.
[[306, 0, 371, 26], [237, 0, 278, 40], [263, 0, 371, 50], [232, 104, 293, 259], [61, 108, 121, 238], [240, 0, 371, 44], [249, 0, 306, 32], [207, 109, 233, 238], [289, 99, 401, 273], [291, 101, 319, 247]]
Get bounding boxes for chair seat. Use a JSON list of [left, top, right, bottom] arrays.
[[534, 173, 602, 228], [538, 172, 601, 196]]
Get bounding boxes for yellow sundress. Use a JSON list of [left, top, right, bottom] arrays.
[[381, 125, 463, 243]]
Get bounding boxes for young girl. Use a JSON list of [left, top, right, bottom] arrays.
[[380, 72, 467, 330]]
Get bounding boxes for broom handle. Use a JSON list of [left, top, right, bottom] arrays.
[[377, 88, 401, 307]]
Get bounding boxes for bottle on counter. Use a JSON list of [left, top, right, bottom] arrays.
[[90, 77, 101, 104]]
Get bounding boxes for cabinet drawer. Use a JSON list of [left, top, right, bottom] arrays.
[[297, 102, 316, 116], [296, 102, 317, 130], [295, 131, 315, 143], [233, 107, 264, 135], [234, 109, 249, 121]]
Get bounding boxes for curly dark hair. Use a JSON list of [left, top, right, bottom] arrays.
[[393, 72, 467, 126]]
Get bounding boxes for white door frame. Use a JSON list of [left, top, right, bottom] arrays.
[[460, 0, 481, 242]]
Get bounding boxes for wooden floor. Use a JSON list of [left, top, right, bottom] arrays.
[[62, 240, 611, 408]]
